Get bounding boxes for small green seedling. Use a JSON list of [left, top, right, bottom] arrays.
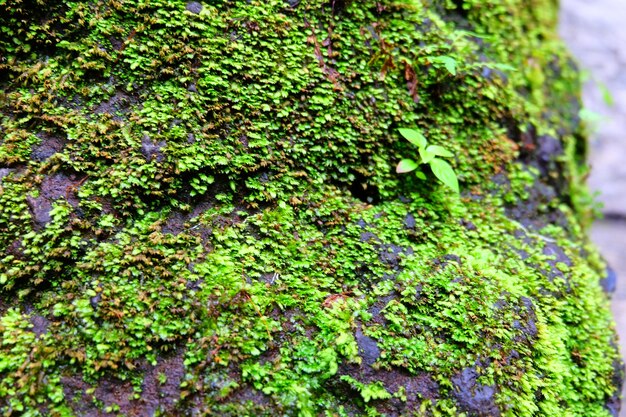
[[396, 128, 459, 193], [429, 55, 457, 76]]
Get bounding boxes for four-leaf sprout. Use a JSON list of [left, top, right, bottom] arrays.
[[395, 128, 459, 193]]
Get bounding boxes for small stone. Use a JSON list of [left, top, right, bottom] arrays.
[[404, 213, 416, 229], [186, 2, 202, 14], [0, 168, 14, 181], [356, 328, 380, 366], [452, 367, 500, 416], [141, 135, 166, 162], [31, 135, 65, 161], [359, 232, 378, 243], [90, 293, 101, 310], [30, 315, 49, 337], [537, 135, 563, 162], [542, 242, 572, 266]]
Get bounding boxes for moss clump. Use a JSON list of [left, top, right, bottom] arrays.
[[0, 0, 620, 416]]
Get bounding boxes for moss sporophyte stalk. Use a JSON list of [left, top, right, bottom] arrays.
[[0, 0, 620, 416]]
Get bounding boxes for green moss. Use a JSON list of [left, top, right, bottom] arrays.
[[0, 0, 620, 415]]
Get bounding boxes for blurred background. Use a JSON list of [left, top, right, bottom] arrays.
[[560, 0, 626, 414]]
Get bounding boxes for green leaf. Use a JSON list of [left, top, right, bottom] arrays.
[[396, 159, 419, 173], [419, 146, 435, 164], [431, 56, 457, 75], [398, 128, 427, 148], [429, 158, 459, 193], [426, 145, 453, 158], [415, 170, 427, 180]]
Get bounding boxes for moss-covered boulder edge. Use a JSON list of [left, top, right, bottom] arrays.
[[0, 0, 622, 415]]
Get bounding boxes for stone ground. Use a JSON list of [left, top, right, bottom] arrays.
[[559, 0, 626, 414]]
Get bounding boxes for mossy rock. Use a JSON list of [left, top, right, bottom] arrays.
[[0, 0, 622, 416]]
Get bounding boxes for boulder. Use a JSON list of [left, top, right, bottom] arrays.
[[0, 0, 622, 415]]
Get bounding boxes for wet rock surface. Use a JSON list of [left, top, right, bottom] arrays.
[[451, 367, 500, 417], [26, 173, 81, 226], [185, 1, 203, 14]]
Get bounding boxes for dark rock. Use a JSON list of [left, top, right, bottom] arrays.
[[379, 244, 413, 269], [90, 293, 101, 310], [163, 212, 187, 235], [62, 351, 187, 416], [404, 213, 416, 229], [186, 1, 203, 14], [31, 134, 65, 161], [30, 314, 49, 337], [368, 293, 397, 325], [537, 135, 563, 163], [606, 354, 625, 417], [460, 218, 477, 231], [601, 266, 618, 295], [142, 352, 186, 415], [452, 367, 500, 417], [26, 173, 80, 226], [542, 242, 571, 264], [141, 135, 166, 162], [442, 253, 461, 264], [360, 231, 379, 242], [93, 91, 132, 118], [355, 327, 380, 366], [0, 168, 14, 181], [27, 194, 53, 225], [433, 253, 462, 268], [513, 297, 538, 342], [541, 242, 572, 280]]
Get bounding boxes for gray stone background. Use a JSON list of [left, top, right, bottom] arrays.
[[560, 0, 626, 414]]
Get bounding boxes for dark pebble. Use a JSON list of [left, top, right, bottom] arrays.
[[452, 367, 500, 416], [404, 213, 416, 229], [186, 1, 203, 14], [0, 168, 14, 181], [90, 293, 101, 310], [356, 328, 380, 366]]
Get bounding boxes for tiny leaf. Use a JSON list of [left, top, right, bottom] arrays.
[[415, 170, 427, 180], [396, 159, 419, 173], [429, 158, 459, 193], [426, 145, 453, 158], [398, 128, 427, 148], [431, 56, 457, 75]]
